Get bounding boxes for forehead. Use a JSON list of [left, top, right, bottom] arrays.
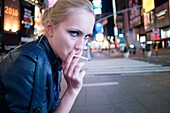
[[60, 9, 95, 33]]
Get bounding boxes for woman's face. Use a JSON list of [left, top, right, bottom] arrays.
[[49, 10, 95, 61]]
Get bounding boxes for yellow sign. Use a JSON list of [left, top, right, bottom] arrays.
[[142, 0, 155, 13], [3, 0, 20, 32]]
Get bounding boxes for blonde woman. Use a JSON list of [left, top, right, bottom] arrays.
[[0, 0, 95, 113]]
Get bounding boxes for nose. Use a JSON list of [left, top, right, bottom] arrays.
[[74, 37, 87, 51]]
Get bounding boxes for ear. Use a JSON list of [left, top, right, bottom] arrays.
[[46, 20, 53, 37]]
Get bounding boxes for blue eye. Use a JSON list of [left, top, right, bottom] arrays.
[[84, 35, 92, 40], [69, 31, 79, 37]]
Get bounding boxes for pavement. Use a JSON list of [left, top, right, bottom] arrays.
[[69, 48, 170, 113], [90, 48, 170, 60]]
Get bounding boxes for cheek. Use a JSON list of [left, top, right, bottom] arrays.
[[62, 38, 76, 51]]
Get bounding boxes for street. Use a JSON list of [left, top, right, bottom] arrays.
[[70, 55, 170, 113]]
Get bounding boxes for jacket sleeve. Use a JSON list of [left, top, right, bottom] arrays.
[[2, 53, 37, 113]]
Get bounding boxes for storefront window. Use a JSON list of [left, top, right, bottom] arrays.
[[161, 29, 170, 39]]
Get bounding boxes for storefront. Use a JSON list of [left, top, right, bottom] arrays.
[[143, 11, 162, 48], [128, 0, 144, 43], [160, 27, 170, 48], [155, 1, 170, 48]]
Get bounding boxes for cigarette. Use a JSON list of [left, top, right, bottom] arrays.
[[74, 55, 90, 61]]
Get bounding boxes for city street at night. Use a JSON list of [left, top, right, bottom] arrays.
[[1, 0, 170, 113]]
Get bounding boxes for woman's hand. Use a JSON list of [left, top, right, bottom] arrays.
[[62, 50, 86, 92]]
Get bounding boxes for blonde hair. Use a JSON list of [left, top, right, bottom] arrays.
[[41, 8, 51, 27], [47, 0, 95, 26]]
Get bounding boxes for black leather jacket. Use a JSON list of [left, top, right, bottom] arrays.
[[0, 35, 62, 113]]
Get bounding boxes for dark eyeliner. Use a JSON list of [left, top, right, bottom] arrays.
[[85, 34, 92, 40], [68, 30, 79, 37]]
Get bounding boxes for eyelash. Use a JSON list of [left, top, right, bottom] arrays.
[[69, 31, 91, 40], [84, 35, 91, 40], [69, 31, 79, 37]]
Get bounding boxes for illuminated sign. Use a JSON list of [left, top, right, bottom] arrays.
[[161, 29, 170, 39], [156, 9, 167, 18], [128, 0, 140, 20], [92, 0, 102, 15], [144, 11, 154, 31], [95, 23, 103, 33], [21, 8, 33, 29], [92, 0, 102, 9], [5, 6, 19, 17], [142, 0, 155, 13], [128, 0, 142, 28], [155, 2, 170, 28], [3, 0, 20, 32]]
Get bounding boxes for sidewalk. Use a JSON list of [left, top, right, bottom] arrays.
[[70, 49, 170, 113], [91, 48, 170, 60], [130, 48, 170, 58]]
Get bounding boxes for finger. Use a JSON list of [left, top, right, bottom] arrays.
[[73, 62, 85, 78], [63, 50, 75, 75], [67, 56, 79, 77], [79, 69, 86, 80], [77, 51, 83, 57], [78, 62, 87, 79], [62, 62, 65, 69]]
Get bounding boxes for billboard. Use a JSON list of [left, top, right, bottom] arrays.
[[143, 11, 155, 31], [3, 0, 20, 32], [92, 0, 102, 15], [142, 0, 155, 13], [128, 0, 142, 28], [155, 1, 170, 28]]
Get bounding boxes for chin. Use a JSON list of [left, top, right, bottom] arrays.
[[61, 54, 68, 62], [61, 51, 71, 62]]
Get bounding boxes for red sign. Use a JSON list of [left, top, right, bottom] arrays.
[[152, 29, 161, 40]]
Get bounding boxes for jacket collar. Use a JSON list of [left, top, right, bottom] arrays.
[[38, 35, 62, 69]]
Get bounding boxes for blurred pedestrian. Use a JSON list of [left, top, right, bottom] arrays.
[[0, 0, 95, 113], [155, 43, 158, 56], [133, 46, 136, 56], [141, 42, 146, 55]]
